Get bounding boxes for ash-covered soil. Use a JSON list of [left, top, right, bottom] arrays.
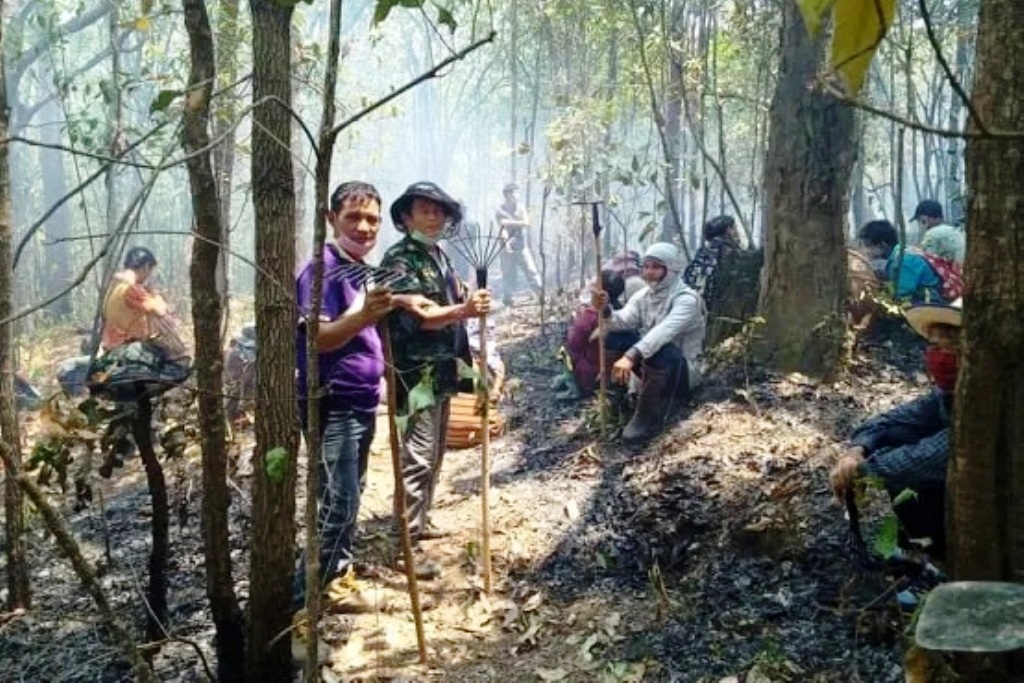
[[1, 306, 930, 682]]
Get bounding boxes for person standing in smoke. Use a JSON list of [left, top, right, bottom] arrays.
[[381, 181, 492, 578], [495, 182, 543, 305]]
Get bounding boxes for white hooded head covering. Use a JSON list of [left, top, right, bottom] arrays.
[[643, 242, 681, 292]]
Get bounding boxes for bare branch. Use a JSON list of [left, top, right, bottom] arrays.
[[917, 0, 986, 134]]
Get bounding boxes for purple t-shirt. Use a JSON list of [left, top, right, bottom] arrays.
[[296, 244, 384, 414]]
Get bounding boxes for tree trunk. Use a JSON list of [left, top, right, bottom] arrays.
[[755, 2, 855, 379], [132, 397, 169, 643], [213, 0, 241, 326], [0, 1, 32, 608], [246, 1, 299, 679], [948, 0, 1024, 679], [38, 97, 73, 319], [181, 0, 245, 678]]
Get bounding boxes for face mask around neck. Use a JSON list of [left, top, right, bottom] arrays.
[[336, 233, 374, 259], [410, 231, 440, 247]]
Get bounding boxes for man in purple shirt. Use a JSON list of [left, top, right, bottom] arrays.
[[293, 181, 427, 615]]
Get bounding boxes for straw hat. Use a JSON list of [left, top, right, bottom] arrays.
[[904, 298, 962, 339]]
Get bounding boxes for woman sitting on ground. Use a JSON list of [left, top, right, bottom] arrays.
[[559, 270, 631, 399], [858, 219, 947, 304]]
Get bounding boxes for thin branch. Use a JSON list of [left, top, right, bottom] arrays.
[[917, 0, 986, 134], [325, 31, 497, 141], [817, 78, 1024, 140]]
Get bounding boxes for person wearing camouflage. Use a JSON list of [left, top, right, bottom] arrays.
[[381, 182, 491, 566]]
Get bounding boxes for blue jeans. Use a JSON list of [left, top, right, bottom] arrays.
[[293, 400, 375, 607]]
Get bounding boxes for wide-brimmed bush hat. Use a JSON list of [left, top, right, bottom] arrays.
[[390, 181, 462, 232], [905, 298, 962, 339]]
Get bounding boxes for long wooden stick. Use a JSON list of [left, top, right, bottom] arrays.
[[380, 325, 428, 663], [591, 205, 607, 433], [475, 268, 494, 595]]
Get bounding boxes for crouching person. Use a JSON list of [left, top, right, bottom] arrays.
[[592, 242, 706, 442], [829, 299, 962, 562]]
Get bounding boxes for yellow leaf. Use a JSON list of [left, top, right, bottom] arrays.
[[134, 16, 151, 32], [796, 0, 836, 36], [830, 0, 896, 94]]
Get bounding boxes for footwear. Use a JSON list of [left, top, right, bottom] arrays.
[[621, 364, 675, 442], [396, 553, 443, 581], [416, 522, 451, 541], [323, 566, 388, 614], [291, 609, 329, 663]]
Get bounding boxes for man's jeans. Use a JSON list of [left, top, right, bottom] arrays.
[[500, 247, 543, 300], [293, 401, 375, 607]]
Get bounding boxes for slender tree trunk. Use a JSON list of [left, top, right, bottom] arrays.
[[948, 0, 1024, 679], [756, 2, 855, 378], [38, 97, 73, 318], [0, 0, 31, 608], [213, 0, 241, 325], [133, 397, 169, 644], [246, 1, 299, 679], [508, 0, 519, 181], [181, 0, 245, 677]]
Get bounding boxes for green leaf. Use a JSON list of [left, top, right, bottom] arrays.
[[436, 6, 457, 33], [395, 413, 410, 435], [406, 375, 436, 414], [150, 89, 180, 114], [265, 446, 288, 483], [373, 0, 424, 26], [892, 487, 918, 507], [873, 515, 900, 558]]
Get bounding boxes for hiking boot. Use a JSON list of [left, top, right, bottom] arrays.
[[323, 566, 388, 614], [291, 609, 329, 663], [621, 364, 675, 442]]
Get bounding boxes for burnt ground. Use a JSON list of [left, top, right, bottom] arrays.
[[0, 302, 932, 682]]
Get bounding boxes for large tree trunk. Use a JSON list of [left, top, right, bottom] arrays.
[[181, 0, 245, 678], [0, 0, 32, 609], [755, 2, 855, 379], [246, 1, 299, 679], [947, 0, 1024, 679]]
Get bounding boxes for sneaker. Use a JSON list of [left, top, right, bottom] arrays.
[[323, 566, 388, 614]]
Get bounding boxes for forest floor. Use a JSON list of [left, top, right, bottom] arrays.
[[0, 298, 933, 682]]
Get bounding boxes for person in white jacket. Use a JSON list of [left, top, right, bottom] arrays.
[[593, 242, 706, 441]]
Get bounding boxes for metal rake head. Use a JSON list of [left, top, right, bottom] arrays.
[[327, 261, 420, 293]]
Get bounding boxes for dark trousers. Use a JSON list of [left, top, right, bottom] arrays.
[[294, 401, 375, 606], [889, 485, 946, 560], [604, 331, 690, 398]]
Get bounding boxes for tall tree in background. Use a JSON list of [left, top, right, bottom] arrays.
[[246, 0, 299, 679], [181, 0, 245, 678], [756, 2, 854, 378], [1, 0, 32, 611], [948, 0, 1024, 678]]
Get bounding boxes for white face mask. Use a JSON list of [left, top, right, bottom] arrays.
[[337, 232, 374, 259]]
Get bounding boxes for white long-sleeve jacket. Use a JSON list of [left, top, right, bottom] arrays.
[[605, 274, 707, 388]]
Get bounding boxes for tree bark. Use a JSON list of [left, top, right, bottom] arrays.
[[755, 2, 855, 379], [948, 0, 1024, 679], [246, 1, 299, 679], [181, 0, 245, 677], [132, 397, 169, 644], [213, 0, 242, 326], [0, 1, 32, 608]]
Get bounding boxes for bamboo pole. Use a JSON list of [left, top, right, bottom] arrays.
[[380, 324, 428, 663], [475, 267, 494, 595]]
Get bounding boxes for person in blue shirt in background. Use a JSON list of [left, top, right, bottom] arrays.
[[857, 219, 945, 303]]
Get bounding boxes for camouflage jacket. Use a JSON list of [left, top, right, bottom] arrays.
[[381, 237, 470, 399]]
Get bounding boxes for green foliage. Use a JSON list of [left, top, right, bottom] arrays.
[[394, 368, 436, 436], [872, 515, 900, 558], [150, 89, 180, 114], [265, 446, 289, 483], [373, 0, 457, 33]]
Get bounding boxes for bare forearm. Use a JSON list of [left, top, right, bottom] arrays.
[[418, 303, 469, 330]]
